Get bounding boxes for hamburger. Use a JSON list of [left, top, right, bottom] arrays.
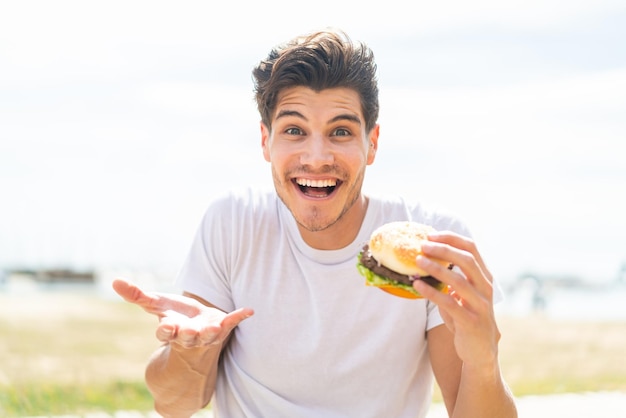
[[357, 221, 452, 299]]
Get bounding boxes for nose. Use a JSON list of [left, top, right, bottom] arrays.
[[300, 134, 334, 167]]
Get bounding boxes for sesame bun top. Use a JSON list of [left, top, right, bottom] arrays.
[[368, 221, 445, 276]]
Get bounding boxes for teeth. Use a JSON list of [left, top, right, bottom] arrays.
[[295, 178, 337, 188]]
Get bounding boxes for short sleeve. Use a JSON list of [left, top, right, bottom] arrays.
[[426, 301, 445, 331]]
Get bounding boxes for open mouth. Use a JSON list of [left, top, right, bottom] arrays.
[[294, 178, 339, 198]]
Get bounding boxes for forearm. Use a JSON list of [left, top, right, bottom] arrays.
[[452, 362, 517, 418], [145, 343, 222, 418]]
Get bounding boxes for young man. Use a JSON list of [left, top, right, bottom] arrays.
[[113, 30, 517, 418]]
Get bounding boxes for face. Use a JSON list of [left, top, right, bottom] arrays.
[[261, 86, 379, 247]]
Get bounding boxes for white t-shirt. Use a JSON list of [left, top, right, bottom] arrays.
[[177, 188, 474, 418]]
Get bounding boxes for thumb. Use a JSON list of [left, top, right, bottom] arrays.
[[194, 307, 254, 346], [221, 307, 254, 332]]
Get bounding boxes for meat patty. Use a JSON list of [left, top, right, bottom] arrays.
[[359, 245, 444, 288]]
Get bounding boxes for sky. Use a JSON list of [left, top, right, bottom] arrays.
[[1, 0, 625, 286]]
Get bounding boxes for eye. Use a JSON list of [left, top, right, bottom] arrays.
[[285, 127, 304, 136], [333, 128, 351, 137]]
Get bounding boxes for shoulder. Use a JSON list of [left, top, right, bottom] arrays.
[[196, 187, 281, 243], [418, 204, 472, 238]]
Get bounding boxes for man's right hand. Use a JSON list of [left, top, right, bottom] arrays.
[[112, 278, 254, 349]]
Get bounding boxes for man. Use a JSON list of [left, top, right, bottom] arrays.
[[113, 29, 518, 418]]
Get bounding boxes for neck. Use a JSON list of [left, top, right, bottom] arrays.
[[298, 195, 369, 250]]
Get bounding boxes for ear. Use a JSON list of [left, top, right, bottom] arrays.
[[260, 122, 271, 162], [366, 124, 380, 165]]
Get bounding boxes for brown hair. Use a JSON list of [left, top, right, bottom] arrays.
[[253, 29, 379, 133]]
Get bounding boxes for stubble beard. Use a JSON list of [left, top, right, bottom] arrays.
[[272, 164, 365, 233]]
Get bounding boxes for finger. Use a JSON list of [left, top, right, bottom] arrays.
[[156, 310, 217, 346], [165, 308, 254, 347], [111, 278, 170, 316], [415, 255, 488, 314], [155, 319, 179, 343], [416, 253, 472, 293], [420, 239, 494, 299], [220, 307, 254, 333], [195, 308, 254, 345], [427, 231, 492, 283], [194, 308, 253, 343], [112, 278, 154, 307], [438, 303, 455, 332], [155, 311, 199, 343], [162, 310, 216, 348], [413, 279, 463, 316], [112, 278, 205, 318], [176, 326, 205, 348]]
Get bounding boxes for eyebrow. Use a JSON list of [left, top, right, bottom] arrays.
[[276, 109, 306, 121], [330, 113, 362, 126], [275, 110, 362, 126]]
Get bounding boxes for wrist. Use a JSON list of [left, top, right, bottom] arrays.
[[167, 341, 223, 368], [461, 356, 502, 382]]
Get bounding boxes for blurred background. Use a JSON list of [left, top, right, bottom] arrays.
[[2, 1, 626, 416], [1, 0, 626, 314]]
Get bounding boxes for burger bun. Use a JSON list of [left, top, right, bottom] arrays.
[[368, 221, 449, 277]]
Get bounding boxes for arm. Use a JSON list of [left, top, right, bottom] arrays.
[[112, 279, 253, 418], [145, 338, 221, 417], [428, 324, 515, 418], [413, 232, 517, 418]]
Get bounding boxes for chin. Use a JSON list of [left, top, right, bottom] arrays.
[[294, 209, 339, 232]]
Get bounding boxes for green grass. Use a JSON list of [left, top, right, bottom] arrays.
[[1, 292, 625, 415], [0, 292, 159, 416], [508, 374, 626, 397], [0, 381, 153, 416]]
